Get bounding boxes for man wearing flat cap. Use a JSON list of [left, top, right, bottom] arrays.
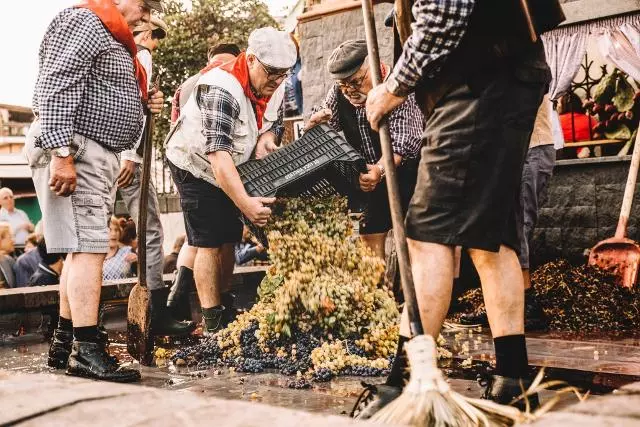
[[118, 15, 196, 339], [306, 39, 423, 260], [25, 0, 165, 382], [166, 27, 295, 335]]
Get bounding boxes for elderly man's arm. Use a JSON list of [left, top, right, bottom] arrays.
[[198, 86, 275, 227], [305, 87, 341, 131]]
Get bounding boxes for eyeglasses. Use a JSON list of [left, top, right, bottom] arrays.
[[256, 58, 291, 82], [338, 67, 369, 92]]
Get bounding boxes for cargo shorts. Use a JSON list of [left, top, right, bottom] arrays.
[[24, 120, 120, 253]]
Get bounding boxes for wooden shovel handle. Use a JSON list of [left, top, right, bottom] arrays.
[[361, 0, 423, 337], [616, 130, 640, 239], [394, 0, 412, 45], [137, 112, 153, 285]]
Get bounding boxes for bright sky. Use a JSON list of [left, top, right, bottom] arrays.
[[0, 0, 296, 107]]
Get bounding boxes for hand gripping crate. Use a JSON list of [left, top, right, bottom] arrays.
[[237, 124, 367, 244]]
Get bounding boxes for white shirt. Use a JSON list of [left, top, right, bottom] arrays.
[[0, 208, 31, 246]]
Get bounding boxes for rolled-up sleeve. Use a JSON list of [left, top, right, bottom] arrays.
[[197, 85, 240, 155], [389, 0, 475, 92], [387, 94, 424, 159]]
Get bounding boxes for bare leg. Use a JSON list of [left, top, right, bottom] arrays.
[[522, 269, 531, 290], [194, 247, 226, 308], [407, 238, 455, 338], [219, 244, 236, 294], [66, 253, 106, 327], [58, 253, 72, 320], [177, 242, 197, 270], [360, 232, 387, 259], [468, 245, 524, 337]]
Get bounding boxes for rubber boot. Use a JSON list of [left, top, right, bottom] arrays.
[[167, 266, 195, 321], [66, 341, 141, 383], [202, 306, 225, 337], [221, 291, 237, 327], [151, 287, 197, 337]]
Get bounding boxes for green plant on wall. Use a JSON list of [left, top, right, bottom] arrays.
[[152, 0, 278, 154]]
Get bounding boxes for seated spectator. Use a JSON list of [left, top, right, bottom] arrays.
[[24, 233, 38, 253], [0, 187, 35, 247], [120, 217, 138, 251], [14, 242, 43, 287], [235, 226, 268, 265], [0, 222, 16, 288], [558, 93, 595, 158], [164, 234, 185, 274], [103, 217, 137, 281], [29, 238, 64, 286]]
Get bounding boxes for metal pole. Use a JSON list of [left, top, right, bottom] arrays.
[[361, 0, 423, 337]]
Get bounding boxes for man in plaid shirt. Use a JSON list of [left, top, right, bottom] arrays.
[[306, 39, 423, 260], [24, 0, 165, 383], [354, 0, 562, 417]]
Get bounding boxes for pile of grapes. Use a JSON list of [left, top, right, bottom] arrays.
[[172, 196, 426, 381]]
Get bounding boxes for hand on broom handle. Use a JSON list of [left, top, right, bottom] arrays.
[[361, 0, 423, 337], [616, 129, 640, 239]]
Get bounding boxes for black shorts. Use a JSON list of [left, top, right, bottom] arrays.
[[406, 47, 550, 252], [357, 160, 418, 235], [169, 161, 243, 248]]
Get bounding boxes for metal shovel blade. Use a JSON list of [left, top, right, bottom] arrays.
[[127, 282, 154, 365], [588, 237, 640, 287]]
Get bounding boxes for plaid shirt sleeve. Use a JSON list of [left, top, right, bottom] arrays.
[[35, 10, 104, 149], [389, 0, 475, 92], [268, 101, 286, 142], [196, 85, 240, 155], [311, 86, 341, 132], [387, 94, 424, 159]]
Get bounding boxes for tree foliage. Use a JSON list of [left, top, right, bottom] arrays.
[[153, 0, 278, 149]]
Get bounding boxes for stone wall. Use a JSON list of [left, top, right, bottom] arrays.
[[298, 3, 394, 118], [531, 157, 640, 267]]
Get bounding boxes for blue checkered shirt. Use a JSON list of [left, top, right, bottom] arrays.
[[33, 8, 144, 152], [389, 0, 476, 92]]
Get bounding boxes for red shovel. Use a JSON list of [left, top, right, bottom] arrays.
[[589, 130, 640, 287]]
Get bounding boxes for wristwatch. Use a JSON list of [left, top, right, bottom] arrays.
[[51, 146, 71, 158], [386, 76, 411, 97]]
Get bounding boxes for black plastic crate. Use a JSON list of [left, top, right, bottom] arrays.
[[238, 124, 366, 245]]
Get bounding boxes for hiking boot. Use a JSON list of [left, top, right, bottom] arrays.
[[350, 382, 402, 419], [150, 287, 197, 337], [66, 340, 141, 383], [202, 306, 226, 337], [167, 266, 195, 321], [524, 289, 548, 332], [221, 291, 238, 327], [48, 327, 112, 369], [479, 374, 539, 412], [48, 328, 73, 369]]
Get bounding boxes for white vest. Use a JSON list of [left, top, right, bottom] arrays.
[[165, 67, 284, 186]]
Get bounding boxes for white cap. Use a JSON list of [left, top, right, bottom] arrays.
[[246, 27, 297, 70]]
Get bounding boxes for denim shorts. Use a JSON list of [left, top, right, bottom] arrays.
[[168, 161, 243, 248], [24, 120, 119, 253]]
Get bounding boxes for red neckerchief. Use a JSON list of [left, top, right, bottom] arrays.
[[218, 52, 271, 129], [75, 0, 148, 102]]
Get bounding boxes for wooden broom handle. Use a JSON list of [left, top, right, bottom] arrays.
[[361, 0, 423, 337]]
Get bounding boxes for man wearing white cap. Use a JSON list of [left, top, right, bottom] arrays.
[[165, 27, 296, 334], [118, 15, 196, 338]]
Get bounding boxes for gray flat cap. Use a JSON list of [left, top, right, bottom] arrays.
[[143, 1, 164, 13], [327, 39, 368, 80]]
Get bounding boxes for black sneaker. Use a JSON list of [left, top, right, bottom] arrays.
[[459, 310, 489, 326], [524, 289, 548, 332], [66, 340, 141, 383], [48, 327, 113, 369], [479, 374, 539, 412], [350, 382, 402, 419]]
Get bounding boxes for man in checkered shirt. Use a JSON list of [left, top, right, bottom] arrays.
[[24, 0, 165, 383], [305, 39, 423, 260], [353, 0, 564, 418]]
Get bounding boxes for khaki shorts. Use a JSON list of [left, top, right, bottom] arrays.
[[24, 120, 120, 253]]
